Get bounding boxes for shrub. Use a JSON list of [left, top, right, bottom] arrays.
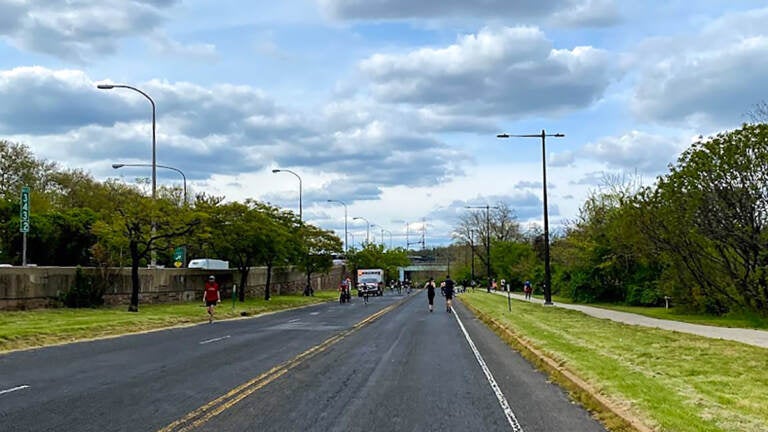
[[60, 266, 104, 308]]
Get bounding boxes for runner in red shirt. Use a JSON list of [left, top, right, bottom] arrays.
[[204, 275, 220, 323]]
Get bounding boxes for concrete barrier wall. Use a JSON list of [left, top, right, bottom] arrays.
[[0, 265, 345, 311]]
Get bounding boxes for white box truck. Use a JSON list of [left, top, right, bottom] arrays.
[[188, 258, 229, 270], [357, 268, 384, 296]]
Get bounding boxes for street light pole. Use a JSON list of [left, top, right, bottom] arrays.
[[112, 163, 187, 203], [326, 199, 348, 253], [98, 83, 157, 266], [353, 217, 370, 244], [497, 130, 564, 305], [272, 169, 302, 222]]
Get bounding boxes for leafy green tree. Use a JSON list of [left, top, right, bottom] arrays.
[[0, 140, 58, 202], [637, 124, 768, 314], [297, 224, 343, 294], [92, 184, 201, 311], [252, 204, 296, 301], [347, 243, 409, 283]]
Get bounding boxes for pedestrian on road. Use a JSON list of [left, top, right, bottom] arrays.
[[204, 275, 220, 323], [425, 277, 436, 312], [444, 275, 455, 313], [524, 280, 532, 301]]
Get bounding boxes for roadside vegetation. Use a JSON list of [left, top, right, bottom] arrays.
[[462, 292, 768, 432], [449, 123, 768, 321], [0, 291, 337, 353]]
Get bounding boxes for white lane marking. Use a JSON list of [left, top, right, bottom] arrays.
[[199, 335, 231, 345], [288, 319, 301, 323], [309, 312, 320, 316], [0, 385, 30, 396], [453, 310, 524, 432]]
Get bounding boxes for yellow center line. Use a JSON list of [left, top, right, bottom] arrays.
[[157, 299, 404, 432]]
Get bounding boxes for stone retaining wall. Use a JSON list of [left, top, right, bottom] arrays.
[[0, 265, 345, 311]]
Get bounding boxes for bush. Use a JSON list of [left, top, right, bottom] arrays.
[[60, 266, 104, 308]]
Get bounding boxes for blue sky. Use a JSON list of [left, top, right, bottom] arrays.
[[1, 0, 767, 248]]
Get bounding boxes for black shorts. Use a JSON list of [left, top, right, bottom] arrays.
[[445, 292, 453, 300], [206, 299, 218, 307]]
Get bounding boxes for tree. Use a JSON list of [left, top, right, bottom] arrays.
[[0, 140, 58, 202], [453, 202, 522, 279], [347, 243, 409, 283], [638, 124, 768, 314], [252, 203, 296, 301], [92, 184, 201, 311], [297, 224, 343, 294]]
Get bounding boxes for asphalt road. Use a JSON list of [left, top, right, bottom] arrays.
[[0, 291, 607, 432]]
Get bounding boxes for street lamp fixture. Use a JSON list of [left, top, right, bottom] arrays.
[[326, 199, 348, 253], [98, 83, 157, 266], [352, 217, 370, 244], [272, 169, 302, 222], [112, 163, 187, 203], [497, 130, 565, 305]]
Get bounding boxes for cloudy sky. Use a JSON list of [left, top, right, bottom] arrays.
[[1, 0, 766, 248]]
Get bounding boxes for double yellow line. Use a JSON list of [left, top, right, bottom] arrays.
[[158, 301, 402, 432]]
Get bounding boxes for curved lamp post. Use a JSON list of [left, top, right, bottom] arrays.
[[326, 199, 348, 253], [497, 130, 564, 305], [353, 216, 370, 244], [272, 169, 302, 221], [98, 83, 157, 266], [112, 163, 187, 203]]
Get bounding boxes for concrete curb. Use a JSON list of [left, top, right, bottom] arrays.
[[461, 300, 655, 432]]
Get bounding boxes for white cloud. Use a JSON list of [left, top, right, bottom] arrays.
[[631, 7, 768, 127], [359, 26, 620, 117], [148, 32, 218, 60], [0, 0, 182, 61], [1, 66, 471, 204], [581, 130, 684, 173]]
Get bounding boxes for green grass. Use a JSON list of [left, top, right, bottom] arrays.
[[461, 292, 768, 432], [539, 294, 768, 330], [0, 291, 337, 353]]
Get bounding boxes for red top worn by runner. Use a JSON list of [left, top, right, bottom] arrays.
[[204, 281, 220, 302]]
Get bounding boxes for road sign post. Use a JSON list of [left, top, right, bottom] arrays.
[[20, 187, 30, 266]]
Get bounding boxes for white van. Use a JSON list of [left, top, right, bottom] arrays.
[[188, 258, 229, 270]]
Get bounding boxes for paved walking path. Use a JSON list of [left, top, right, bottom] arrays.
[[487, 290, 768, 349]]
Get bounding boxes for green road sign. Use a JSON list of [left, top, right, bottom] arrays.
[[20, 187, 30, 233], [173, 246, 185, 268]]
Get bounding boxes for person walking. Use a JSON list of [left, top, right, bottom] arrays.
[[524, 280, 533, 300], [424, 277, 436, 312], [204, 275, 220, 323], [444, 275, 455, 313]]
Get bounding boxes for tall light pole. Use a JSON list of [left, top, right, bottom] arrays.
[[272, 169, 302, 221], [371, 225, 392, 248], [112, 163, 187, 203], [466, 205, 498, 286], [98, 83, 157, 266], [382, 228, 392, 249], [353, 217, 370, 244], [326, 199, 348, 253], [497, 130, 564, 305]]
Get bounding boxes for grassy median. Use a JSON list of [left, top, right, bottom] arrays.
[[460, 292, 768, 432], [0, 291, 337, 353]]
